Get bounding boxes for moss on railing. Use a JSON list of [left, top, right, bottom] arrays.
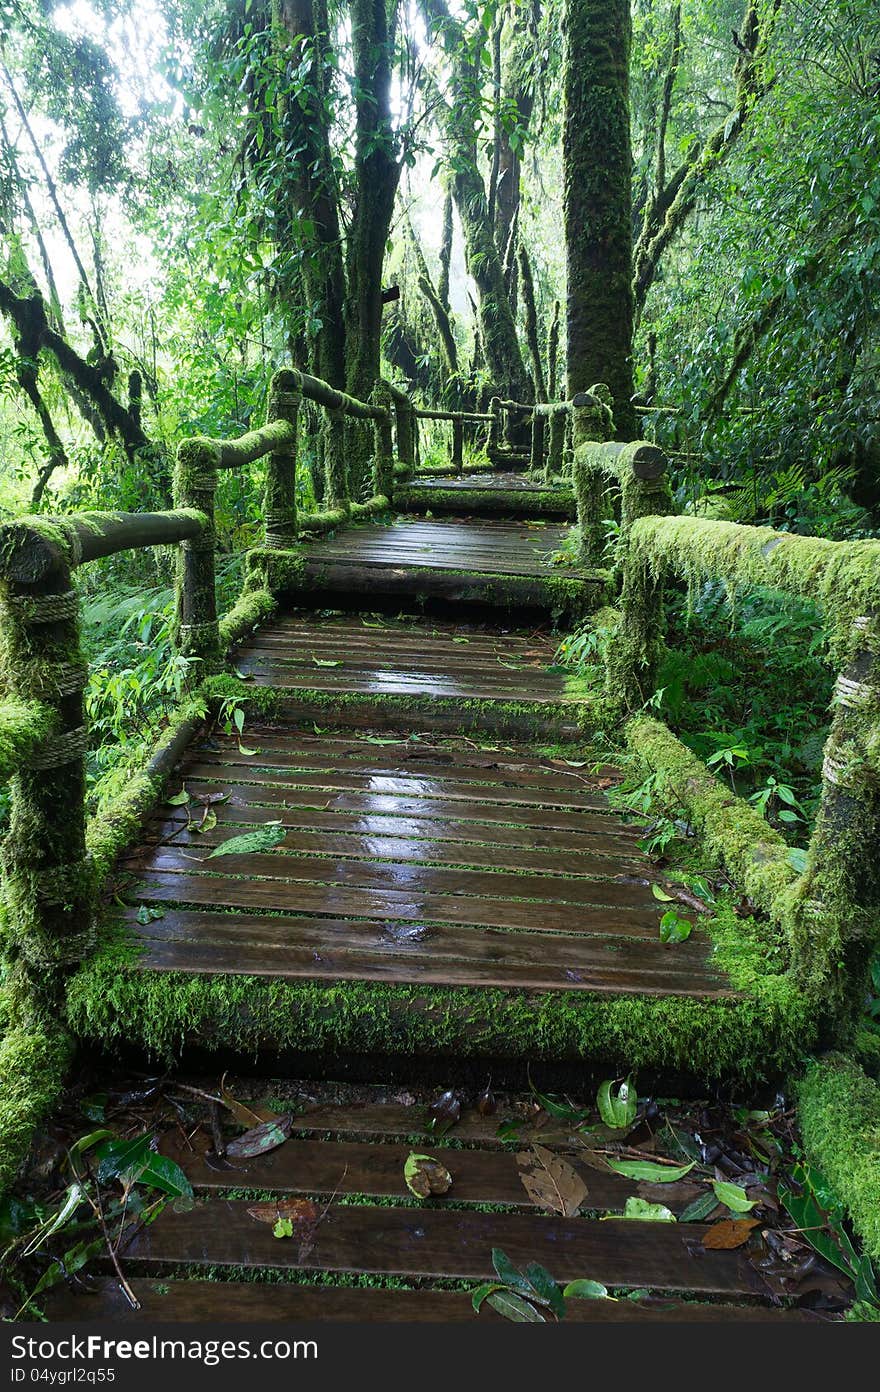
[[799, 1054, 880, 1265]]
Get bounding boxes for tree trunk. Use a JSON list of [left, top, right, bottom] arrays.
[[274, 0, 347, 390], [563, 0, 635, 438]]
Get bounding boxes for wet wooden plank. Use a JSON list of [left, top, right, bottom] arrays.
[[160, 1134, 704, 1212], [45, 1279, 821, 1323], [179, 764, 611, 812], [147, 804, 644, 860], [127, 909, 728, 995], [121, 1199, 765, 1296], [148, 783, 640, 837], [231, 661, 572, 702], [137, 939, 732, 995], [143, 822, 647, 879], [124, 846, 655, 912], [184, 743, 620, 794], [125, 872, 665, 938]]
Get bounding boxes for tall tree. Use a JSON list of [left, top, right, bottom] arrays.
[[563, 0, 635, 436]]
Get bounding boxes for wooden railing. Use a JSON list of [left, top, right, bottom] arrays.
[[567, 402, 880, 1001]]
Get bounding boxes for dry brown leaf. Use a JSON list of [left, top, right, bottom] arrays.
[[246, 1198, 319, 1225], [516, 1144, 588, 1216], [702, 1218, 760, 1250], [219, 1072, 280, 1127]]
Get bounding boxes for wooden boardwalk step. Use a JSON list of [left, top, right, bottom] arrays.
[[288, 520, 602, 615], [42, 1092, 825, 1323], [45, 1279, 820, 1322], [123, 728, 731, 997]]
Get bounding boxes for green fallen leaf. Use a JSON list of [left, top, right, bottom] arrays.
[[471, 1281, 504, 1312], [617, 1197, 676, 1222], [678, 1190, 720, 1222], [606, 1158, 696, 1183], [485, 1290, 545, 1322], [597, 1076, 637, 1130], [237, 743, 260, 756], [712, 1180, 756, 1213], [651, 883, 675, 902], [312, 656, 343, 667], [524, 1262, 565, 1318], [403, 1152, 452, 1199], [273, 1217, 294, 1238], [166, 787, 189, 806], [659, 909, 693, 944], [207, 825, 286, 858], [562, 1279, 611, 1300]]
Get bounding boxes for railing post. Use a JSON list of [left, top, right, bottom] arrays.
[[371, 382, 394, 500], [394, 395, 416, 475], [174, 438, 220, 669], [571, 385, 615, 563], [546, 408, 565, 483], [0, 527, 92, 997], [529, 410, 545, 477], [789, 609, 880, 1001], [487, 396, 502, 458], [451, 416, 464, 474], [322, 404, 349, 512], [263, 368, 301, 548]]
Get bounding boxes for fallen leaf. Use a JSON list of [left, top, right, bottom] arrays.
[[247, 1198, 319, 1225], [563, 1279, 611, 1300], [713, 1179, 756, 1213], [225, 1115, 292, 1159], [597, 1077, 637, 1130], [207, 825, 286, 858], [486, 1290, 546, 1322], [404, 1153, 452, 1199], [428, 1089, 461, 1133], [220, 1074, 279, 1127], [516, 1145, 588, 1216], [617, 1197, 676, 1222], [702, 1218, 760, 1250], [608, 1158, 696, 1183]]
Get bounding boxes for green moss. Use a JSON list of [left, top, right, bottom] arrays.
[[629, 515, 880, 665], [798, 1054, 880, 1263], [395, 485, 576, 519], [65, 930, 810, 1079], [86, 694, 209, 883], [218, 588, 277, 652], [626, 716, 798, 924], [198, 679, 591, 739], [244, 546, 306, 596], [0, 1024, 72, 1198], [0, 699, 58, 780]]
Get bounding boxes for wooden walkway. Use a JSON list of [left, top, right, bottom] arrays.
[[293, 518, 598, 611], [45, 1099, 816, 1324], [120, 725, 730, 996]]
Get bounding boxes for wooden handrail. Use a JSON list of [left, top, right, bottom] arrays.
[[0, 509, 206, 583]]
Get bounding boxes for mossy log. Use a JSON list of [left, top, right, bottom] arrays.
[[299, 369, 389, 421], [0, 510, 206, 583], [626, 716, 799, 923]]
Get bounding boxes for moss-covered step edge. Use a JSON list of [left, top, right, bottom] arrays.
[[288, 564, 604, 625], [65, 904, 816, 1080], [204, 680, 595, 741], [394, 484, 576, 520], [799, 1054, 880, 1267]]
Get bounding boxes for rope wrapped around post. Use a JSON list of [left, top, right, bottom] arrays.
[[0, 528, 93, 987], [173, 439, 221, 669]]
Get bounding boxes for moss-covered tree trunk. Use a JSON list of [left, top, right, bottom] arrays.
[[563, 0, 635, 438], [274, 0, 347, 391]]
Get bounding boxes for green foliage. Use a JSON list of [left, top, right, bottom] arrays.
[[799, 1054, 880, 1266]]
